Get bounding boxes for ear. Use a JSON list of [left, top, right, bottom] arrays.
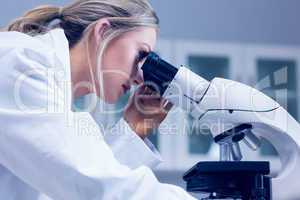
[[93, 18, 111, 46]]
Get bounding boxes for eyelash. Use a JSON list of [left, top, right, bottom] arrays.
[[136, 50, 149, 63], [131, 50, 149, 78]]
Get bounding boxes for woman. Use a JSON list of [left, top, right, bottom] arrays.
[[0, 0, 195, 199]]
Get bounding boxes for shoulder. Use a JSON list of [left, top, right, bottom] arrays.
[[0, 29, 68, 69], [0, 30, 70, 112]]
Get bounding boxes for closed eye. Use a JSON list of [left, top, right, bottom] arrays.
[[133, 50, 149, 70], [130, 50, 149, 79], [137, 50, 149, 62]]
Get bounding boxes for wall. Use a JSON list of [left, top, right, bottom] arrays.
[[151, 0, 300, 46], [1, 0, 300, 46]]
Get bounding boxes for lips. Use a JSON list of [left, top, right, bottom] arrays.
[[122, 84, 131, 93]]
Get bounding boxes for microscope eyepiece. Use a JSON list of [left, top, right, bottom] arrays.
[[141, 52, 178, 95]]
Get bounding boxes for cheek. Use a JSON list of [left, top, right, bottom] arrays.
[[101, 53, 133, 89], [98, 45, 136, 102], [101, 75, 123, 103], [102, 44, 136, 77]]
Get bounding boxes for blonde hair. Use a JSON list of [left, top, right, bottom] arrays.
[[6, 0, 159, 97], [6, 0, 159, 48]]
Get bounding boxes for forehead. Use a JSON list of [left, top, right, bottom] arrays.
[[120, 27, 157, 50]]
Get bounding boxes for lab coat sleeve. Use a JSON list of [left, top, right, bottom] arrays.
[[0, 47, 196, 200], [104, 117, 163, 169]]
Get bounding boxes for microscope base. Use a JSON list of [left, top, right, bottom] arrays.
[[183, 161, 271, 200]]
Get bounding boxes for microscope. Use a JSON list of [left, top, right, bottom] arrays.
[[141, 52, 300, 200]]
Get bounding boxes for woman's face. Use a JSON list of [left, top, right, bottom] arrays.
[[93, 27, 157, 103]]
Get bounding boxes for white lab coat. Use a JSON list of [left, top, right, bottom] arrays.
[[0, 29, 196, 200]]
